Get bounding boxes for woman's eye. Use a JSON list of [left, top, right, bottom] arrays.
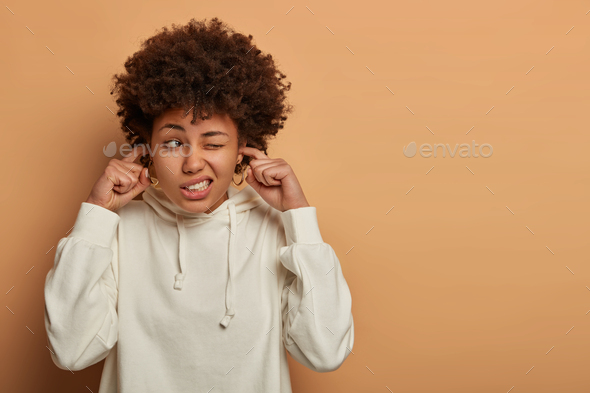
[[163, 141, 223, 149], [164, 140, 182, 148]]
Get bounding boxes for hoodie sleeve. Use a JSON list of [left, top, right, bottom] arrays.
[[44, 202, 120, 371], [278, 206, 354, 373]]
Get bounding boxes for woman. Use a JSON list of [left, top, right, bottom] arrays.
[[43, 17, 354, 393]]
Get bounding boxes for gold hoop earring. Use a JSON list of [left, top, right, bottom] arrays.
[[231, 167, 246, 186], [148, 160, 160, 188]]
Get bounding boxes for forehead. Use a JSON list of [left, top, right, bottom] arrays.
[[153, 108, 237, 137]]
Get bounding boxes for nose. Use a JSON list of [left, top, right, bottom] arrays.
[[181, 145, 205, 174]]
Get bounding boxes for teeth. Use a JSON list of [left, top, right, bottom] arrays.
[[186, 180, 211, 191]]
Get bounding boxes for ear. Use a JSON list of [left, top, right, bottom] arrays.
[[237, 138, 248, 164]]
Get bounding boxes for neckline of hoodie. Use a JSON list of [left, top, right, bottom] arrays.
[[142, 184, 241, 219], [151, 208, 251, 228]]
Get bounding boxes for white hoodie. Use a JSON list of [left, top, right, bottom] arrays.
[[44, 183, 354, 392]]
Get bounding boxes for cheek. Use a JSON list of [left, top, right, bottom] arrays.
[[211, 154, 236, 173], [207, 150, 238, 175], [154, 151, 183, 177]]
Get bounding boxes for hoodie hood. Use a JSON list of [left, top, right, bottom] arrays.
[[142, 183, 265, 328]]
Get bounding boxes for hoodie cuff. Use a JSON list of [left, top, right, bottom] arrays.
[[68, 202, 120, 248], [280, 206, 324, 246]]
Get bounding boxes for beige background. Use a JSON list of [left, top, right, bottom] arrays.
[[1, 0, 589, 391]]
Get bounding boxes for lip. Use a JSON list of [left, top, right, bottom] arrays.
[[179, 176, 213, 188], [180, 182, 213, 200]]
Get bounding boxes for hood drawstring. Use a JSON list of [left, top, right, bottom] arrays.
[[172, 201, 238, 328], [142, 184, 264, 331], [219, 200, 237, 328], [174, 215, 187, 290]]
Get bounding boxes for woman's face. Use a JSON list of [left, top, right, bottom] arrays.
[[148, 108, 246, 214]]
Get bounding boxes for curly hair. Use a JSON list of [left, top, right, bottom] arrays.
[[109, 17, 294, 174]]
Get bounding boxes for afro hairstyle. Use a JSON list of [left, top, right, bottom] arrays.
[[109, 17, 294, 174]]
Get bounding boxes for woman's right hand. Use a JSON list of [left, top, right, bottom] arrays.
[[85, 146, 152, 212]]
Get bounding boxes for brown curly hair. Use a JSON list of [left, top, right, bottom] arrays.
[[109, 17, 294, 174]]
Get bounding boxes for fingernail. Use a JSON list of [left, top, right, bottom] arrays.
[[146, 168, 150, 178]]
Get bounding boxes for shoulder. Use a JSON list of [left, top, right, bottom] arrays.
[[114, 199, 151, 221], [244, 200, 285, 240], [252, 199, 283, 224]]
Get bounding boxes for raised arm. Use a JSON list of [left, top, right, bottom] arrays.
[[278, 206, 354, 373], [44, 202, 120, 371]]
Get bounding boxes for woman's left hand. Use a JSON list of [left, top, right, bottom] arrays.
[[242, 147, 310, 212]]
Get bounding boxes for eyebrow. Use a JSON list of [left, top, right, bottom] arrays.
[[158, 123, 229, 137]]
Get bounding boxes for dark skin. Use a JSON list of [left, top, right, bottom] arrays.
[[86, 110, 310, 213], [242, 146, 310, 212]]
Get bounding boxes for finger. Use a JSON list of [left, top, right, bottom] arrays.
[[251, 164, 269, 186], [106, 166, 136, 194], [113, 159, 143, 179], [103, 167, 126, 195], [112, 176, 135, 194], [254, 163, 282, 186], [245, 166, 263, 193], [138, 166, 151, 187], [105, 160, 141, 194], [120, 145, 145, 164], [247, 157, 277, 171], [120, 167, 151, 204], [241, 146, 269, 161], [117, 167, 139, 194]]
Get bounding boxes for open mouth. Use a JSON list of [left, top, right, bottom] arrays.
[[182, 179, 212, 194]]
